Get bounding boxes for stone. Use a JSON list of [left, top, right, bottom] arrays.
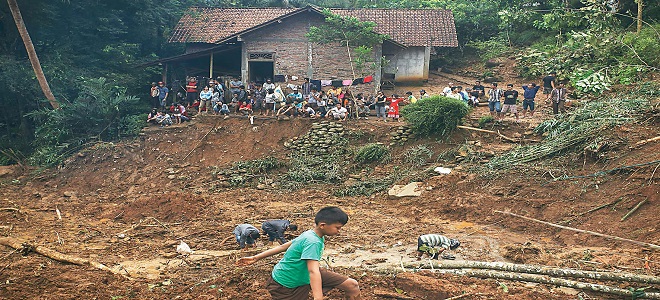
[[256, 184, 267, 190], [434, 167, 452, 174], [63, 191, 76, 197], [387, 182, 422, 198], [167, 175, 176, 180]]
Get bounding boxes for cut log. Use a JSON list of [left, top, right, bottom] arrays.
[[403, 260, 660, 284], [0, 237, 132, 280], [633, 136, 660, 148], [495, 210, 660, 250], [429, 269, 660, 299]]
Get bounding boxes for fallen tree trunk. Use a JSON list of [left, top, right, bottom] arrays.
[[429, 269, 660, 299], [403, 260, 660, 284], [0, 237, 132, 280], [495, 210, 660, 250]]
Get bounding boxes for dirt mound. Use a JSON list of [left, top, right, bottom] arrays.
[[112, 191, 206, 223], [0, 72, 658, 299]]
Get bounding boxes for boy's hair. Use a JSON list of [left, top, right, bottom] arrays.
[[506, 84, 513, 87], [289, 224, 298, 231], [314, 207, 349, 225], [492, 83, 498, 87]]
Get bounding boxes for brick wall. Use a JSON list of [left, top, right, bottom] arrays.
[[242, 11, 378, 95]]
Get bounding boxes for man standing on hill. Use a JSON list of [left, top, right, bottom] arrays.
[[487, 83, 503, 120], [542, 71, 557, 103], [551, 81, 568, 114], [501, 84, 520, 123], [157, 81, 169, 109], [185, 77, 198, 107], [522, 83, 540, 118]]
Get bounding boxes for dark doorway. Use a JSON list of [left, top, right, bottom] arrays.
[[249, 61, 274, 85]]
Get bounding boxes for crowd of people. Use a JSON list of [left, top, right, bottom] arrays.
[[147, 72, 569, 127]]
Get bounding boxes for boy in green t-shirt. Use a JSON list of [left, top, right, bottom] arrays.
[[237, 207, 360, 300]]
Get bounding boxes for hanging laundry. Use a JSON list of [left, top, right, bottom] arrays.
[[311, 80, 321, 90], [331, 80, 343, 87], [273, 75, 286, 82], [363, 75, 373, 83], [342, 79, 353, 86], [352, 78, 364, 86], [321, 80, 332, 87]]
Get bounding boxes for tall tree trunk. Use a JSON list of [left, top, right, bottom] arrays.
[[637, 0, 643, 34], [7, 0, 59, 109]]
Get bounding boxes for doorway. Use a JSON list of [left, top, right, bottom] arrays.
[[248, 61, 274, 85]]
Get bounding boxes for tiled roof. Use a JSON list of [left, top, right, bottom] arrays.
[[168, 6, 458, 47]]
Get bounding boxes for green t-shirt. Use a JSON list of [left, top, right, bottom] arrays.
[[272, 229, 324, 288]]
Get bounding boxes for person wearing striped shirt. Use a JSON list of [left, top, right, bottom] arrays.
[[487, 83, 504, 119], [417, 234, 460, 260]]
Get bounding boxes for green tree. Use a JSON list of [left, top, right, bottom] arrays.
[[306, 9, 388, 79]]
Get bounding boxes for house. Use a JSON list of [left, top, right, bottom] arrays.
[[157, 6, 457, 91]]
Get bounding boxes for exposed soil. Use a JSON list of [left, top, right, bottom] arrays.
[[0, 69, 658, 299]]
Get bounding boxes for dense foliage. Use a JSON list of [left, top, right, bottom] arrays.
[[400, 96, 470, 137]]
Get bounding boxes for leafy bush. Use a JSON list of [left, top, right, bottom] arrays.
[[400, 96, 470, 137], [27, 78, 141, 167], [284, 153, 344, 184], [478, 115, 495, 127], [467, 37, 510, 61], [403, 145, 434, 167], [355, 143, 390, 164], [571, 71, 611, 96]]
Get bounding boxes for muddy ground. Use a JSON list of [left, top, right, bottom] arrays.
[[0, 71, 658, 300]]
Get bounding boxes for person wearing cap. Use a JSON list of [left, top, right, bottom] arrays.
[[417, 234, 460, 260], [157, 81, 169, 109], [419, 89, 430, 99], [405, 91, 418, 104]]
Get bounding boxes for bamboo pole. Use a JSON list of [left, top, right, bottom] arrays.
[[621, 200, 647, 222], [403, 260, 660, 284], [456, 125, 517, 142], [428, 269, 660, 299], [495, 210, 660, 250]]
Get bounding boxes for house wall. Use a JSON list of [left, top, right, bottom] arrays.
[[240, 11, 379, 95], [383, 45, 429, 83]]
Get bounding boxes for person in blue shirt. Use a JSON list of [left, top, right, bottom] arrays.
[[237, 207, 360, 300], [287, 88, 303, 103], [157, 82, 169, 109], [522, 83, 541, 118]]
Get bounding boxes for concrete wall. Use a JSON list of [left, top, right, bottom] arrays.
[[383, 45, 429, 83]]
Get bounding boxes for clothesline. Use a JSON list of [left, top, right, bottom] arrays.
[[273, 75, 374, 87]]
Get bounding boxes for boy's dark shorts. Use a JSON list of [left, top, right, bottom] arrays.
[[266, 268, 348, 300], [543, 87, 552, 94]]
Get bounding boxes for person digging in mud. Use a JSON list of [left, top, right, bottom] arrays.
[[417, 234, 460, 260], [233, 224, 260, 250], [262, 219, 298, 246], [237, 207, 361, 300]]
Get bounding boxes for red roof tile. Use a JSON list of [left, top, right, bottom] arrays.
[[169, 6, 458, 47]]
